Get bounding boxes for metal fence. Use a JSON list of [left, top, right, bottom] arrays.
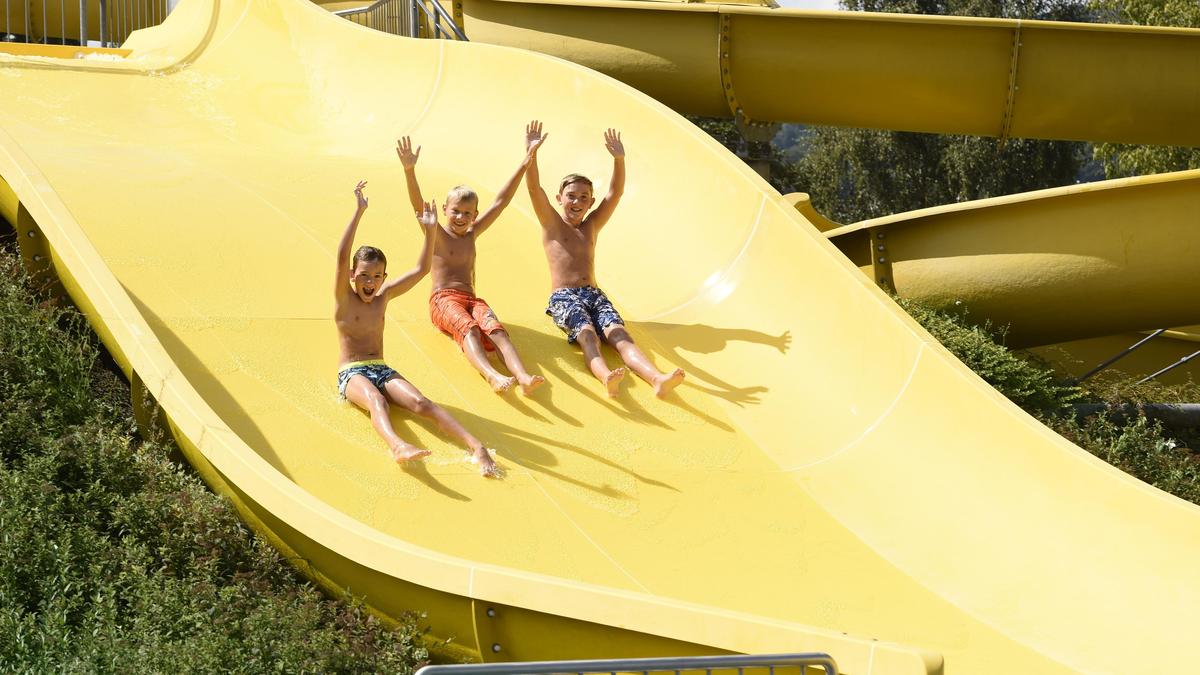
[[334, 0, 466, 41], [2, 0, 169, 48], [415, 654, 839, 675]]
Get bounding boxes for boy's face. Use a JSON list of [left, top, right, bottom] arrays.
[[350, 259, 387, 303], [443, 196, 479, 235], [556, 182, 595, 226]]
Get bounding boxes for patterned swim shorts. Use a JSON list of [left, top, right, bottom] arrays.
[[337, 360, 401, 399], [545, 285, 625, 343]]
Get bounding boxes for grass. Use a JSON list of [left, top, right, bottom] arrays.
[[0, 250, 432, 673]]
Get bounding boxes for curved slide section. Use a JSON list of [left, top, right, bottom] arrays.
[[455, 0, 1200, 146], [3, 1, 1200, 673], [824, 169, 1200, 348]]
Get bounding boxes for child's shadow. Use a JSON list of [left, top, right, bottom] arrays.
[[631, 322, 791, 407], [443, 404, 679, 496], [502, 324, 673, 430]]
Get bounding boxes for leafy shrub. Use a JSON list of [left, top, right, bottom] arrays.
[[0, 254, 430, 673], [901, 296, 1200, 507]]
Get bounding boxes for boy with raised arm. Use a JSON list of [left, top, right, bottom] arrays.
[[396, 135, 547, 395], [522, 121, 685, 398], [334, 180, 500, 478]]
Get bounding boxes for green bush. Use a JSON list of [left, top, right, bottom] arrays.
[[901, 296, 1200, 507], [896, 298, 1082, 415], [0, 253, 430, 673]]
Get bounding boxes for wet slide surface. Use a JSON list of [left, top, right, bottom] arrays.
[[1, 1, 1199, 673]]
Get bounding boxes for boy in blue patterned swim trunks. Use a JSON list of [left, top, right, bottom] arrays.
[[334, 181, 501, 478], [523, 120, 685, 398]]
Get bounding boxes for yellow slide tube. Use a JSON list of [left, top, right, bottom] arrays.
[[3, 1, 1200, 673], [825, 170, 1200, 348], [458, 0, 1200, 145]]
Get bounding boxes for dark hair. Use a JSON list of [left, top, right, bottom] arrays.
[[558, 173, 593, 194], [353, 245, 387, 268]]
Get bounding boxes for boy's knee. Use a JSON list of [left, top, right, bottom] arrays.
[[604, 325, 632, 345], [575, 324, 599, 342], [367, 393, 390, 414], [408, 396, 435, 415]]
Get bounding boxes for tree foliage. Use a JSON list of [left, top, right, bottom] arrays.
[[1088, 0, 1200, 177]]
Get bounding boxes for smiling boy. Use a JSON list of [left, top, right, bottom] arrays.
[[396, 134, 547, 395], [522, 121, 685, 398], [335, 180, 500, 478]]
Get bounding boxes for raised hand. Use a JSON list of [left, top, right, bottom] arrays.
[[417, 199, 440, 230], [604, 128, 624, 158], [354, 180, 369, 211], [395, 136, 421, 169], [526, 120, 548, 154]]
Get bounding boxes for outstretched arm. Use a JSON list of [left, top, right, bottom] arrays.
[[473, 131, 547, 235], [522, 120, 558, 227], [396, 136, 425, 222], [335, 180, 369, 298], [586, 128, 625, 230], [381, 200, 438, 300]]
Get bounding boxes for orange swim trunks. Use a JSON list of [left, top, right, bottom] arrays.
[[429, 288, 505, 351]]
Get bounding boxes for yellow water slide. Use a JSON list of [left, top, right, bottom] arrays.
[[3, 1, 1200, 674], [454, 0, 1200, 145], [430, 0, 1200, 366], [825, 170, 1200, 348]]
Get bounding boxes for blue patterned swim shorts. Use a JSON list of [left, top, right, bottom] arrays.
[[337, 360, 401, 399], [545, 286, 625, 343]]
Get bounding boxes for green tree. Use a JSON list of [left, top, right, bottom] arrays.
[[791, 128, 1089, 223], [1088, 0, 1200, 177]]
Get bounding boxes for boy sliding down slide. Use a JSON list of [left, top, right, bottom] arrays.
[[522, 121, 685, 398], [334, 181, 501, 478], [396, 135, 547, 395]]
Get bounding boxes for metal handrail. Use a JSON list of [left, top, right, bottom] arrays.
[[413, 0, 466, 40], [415, 653, 838, 675], [1, 0, 168, 48], [335, 0, 466, 41]]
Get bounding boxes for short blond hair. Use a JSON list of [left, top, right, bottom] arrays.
[[446, 185, 478, 204], [558, 174, 593, 194]]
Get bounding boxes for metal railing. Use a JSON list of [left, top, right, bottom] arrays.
[[2, 0, 168, 48], [1070, 327, 1200, 384], [415, 654, 839, 675], [334, 0, 466, 41]]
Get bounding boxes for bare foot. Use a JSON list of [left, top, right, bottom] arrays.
[[519, 374, 547, 395], [487, 373, 517, 394], [605, 368, 627, 398], [653, 368, 686, 398], [470, 447, 504, 479], [391, 443, 432, 463]]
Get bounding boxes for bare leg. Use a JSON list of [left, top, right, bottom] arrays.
[[344, 376, 431, 462], [383, 378, 502, 478], [604, 325, 685, 398], [463, 327, 516, 394], [577, 325, 625, 398], [489, 329, 546, 395]]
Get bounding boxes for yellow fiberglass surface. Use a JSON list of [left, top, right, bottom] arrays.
[[1, 1, 1199, 673]]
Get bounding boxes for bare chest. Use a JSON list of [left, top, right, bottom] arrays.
[[436, 230, 477, 268], [336, 299, 387, 335]]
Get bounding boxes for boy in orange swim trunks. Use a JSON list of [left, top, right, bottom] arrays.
[[396, 134, 547, 395]]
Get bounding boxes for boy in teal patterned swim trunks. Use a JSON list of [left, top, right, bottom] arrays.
[[334, 181, 501, 478], [522, 120, 685, 399]]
